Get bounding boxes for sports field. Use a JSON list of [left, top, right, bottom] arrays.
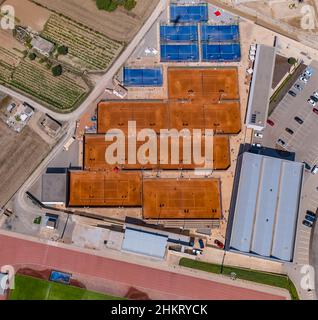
[[69, 171, 142, 207], [10, 275, 122, 300], [83, 134, 230, 170], [98, 67, 241, 135], [98, 101, 241, 134], [142, 179, 222, 219], [168, 67, 239, 101], [98, 101, 169, 134]]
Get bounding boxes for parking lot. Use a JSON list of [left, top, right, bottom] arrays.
[[255, 61, 318, 170]]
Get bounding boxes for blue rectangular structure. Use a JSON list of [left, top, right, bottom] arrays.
[[123, 67, 163, 87], [202, 43, 241, 62], [170, 4, 208, 23], [160, 25, 198, 42], [161, 44, 199, 62], [201, 24, 240, 42]]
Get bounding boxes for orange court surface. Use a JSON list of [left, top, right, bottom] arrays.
[[142, 179, 222, 220], [168, 67, 240, 101], [97, 67, 241, 135], [83, 134, 230, 171], [68, 171, 142, 207]]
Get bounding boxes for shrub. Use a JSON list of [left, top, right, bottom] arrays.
[[52, 64, 63, 77], [57, 45, 68, 55], [124, 0, 136, 10], [28, 52, 36, 60], [288, 57, 297, 65]]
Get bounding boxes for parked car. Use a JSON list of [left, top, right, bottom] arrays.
[[313, 108, 318, 115], [303, 219, 313, 228], [306, 210, 316, 218], [294, 84, 303, 91], [285, 128, 294, 135], [312, 165, 318, 174], [277, 139, 285, 146], [305, 214, 316, 223], [192, 249, 203, 255], [254, 132, 263, 138], [303, 162, 311, 170], [294, 116, 304, 124], [252, 143, 262, 148], [267, 119, 275, 126], [214, 239, 224, 249], [198, 239, 205, 249], [300, 76, 308, 83], [313, 91, 318, 99], [308, 99, 316, 107], [305, 68, 313, 77], [310, 95, 318, 103], [288, 90, 297, 97]]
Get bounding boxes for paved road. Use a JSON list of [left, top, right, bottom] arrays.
[[0, 233, 286, 300], [0, 0, 166, 122]]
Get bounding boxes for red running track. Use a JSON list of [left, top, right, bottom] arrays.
[[0, 234, 286, 300]]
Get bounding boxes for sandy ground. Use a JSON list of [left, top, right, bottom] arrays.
[[0, 120, 50, 206], [0, 29, 25, 53], [3, 0, 52, 32], [31, 0, 160, 42]]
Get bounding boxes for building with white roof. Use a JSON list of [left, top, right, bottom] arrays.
[[229, 151, 304, 262]]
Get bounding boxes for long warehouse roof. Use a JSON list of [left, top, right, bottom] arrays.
[[229, 152, 303, 262]]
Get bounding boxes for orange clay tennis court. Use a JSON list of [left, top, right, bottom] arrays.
[[84, 134, 230, 170], [98, 101, 241, 134], [168, 67, 239, 101], [143, 179, 222, 219], [98, 101, 169, 134], [68, 171, 142, 207]]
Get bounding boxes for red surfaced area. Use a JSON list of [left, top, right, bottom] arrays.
[[0, 234, 286, 300]]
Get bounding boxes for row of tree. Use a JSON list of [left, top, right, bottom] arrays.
[[96, 0, 136, 12]]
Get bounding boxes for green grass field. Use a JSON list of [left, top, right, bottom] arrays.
[[179, 258, 299, 300], [9, 275, 125, 300]]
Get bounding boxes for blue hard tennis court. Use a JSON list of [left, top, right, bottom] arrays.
[[170, 4, 208, 23], [161, 44, 199, 62], [202, 43, 241, 62], [201, 24, 240, 42], [160, 25, 198, 42], [123, 67, 163, 87]]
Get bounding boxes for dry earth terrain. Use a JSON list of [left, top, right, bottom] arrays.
[[31, 0, 160, 42], [0, 120, 50, 206]]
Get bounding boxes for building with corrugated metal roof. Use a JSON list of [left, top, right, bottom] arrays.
[[229, 151, 303, 262]]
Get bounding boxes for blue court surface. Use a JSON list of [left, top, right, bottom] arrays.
[[123, 68, 163, 87], [160, 25, 198, 42], [161, 44, 199, 62], [202, 43, 241, 62], [50, 270, 72, 285], [170, 4, 208, 23], [201, 24, 240, 42]]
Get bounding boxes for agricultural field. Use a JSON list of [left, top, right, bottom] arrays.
[[0, 47, 21, 83], [41, 14, 123, 71], [0, 59, 89, 111], [31, 0, 159, 42], [0, 120, 49, 207]]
